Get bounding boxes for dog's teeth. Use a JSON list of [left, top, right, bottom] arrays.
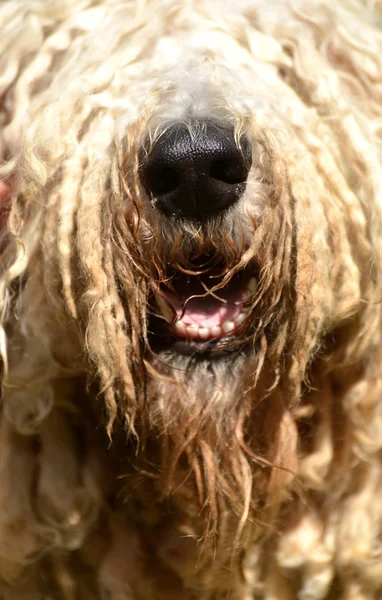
[[155, 293, 175, 323], [198, 327, 210, 340], [186, 325, 199, 339], [222, 321, 235, 334], [211, 326, 222, 338], [235, 313, 246, 325], [173, 318, 246, 341], [174, 321, 187, 333]]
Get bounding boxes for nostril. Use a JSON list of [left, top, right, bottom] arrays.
[[145, 166, 180, 196], [209, 158, 249, 185]]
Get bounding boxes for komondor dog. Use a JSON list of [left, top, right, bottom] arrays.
[[0, 0, 382, 598]]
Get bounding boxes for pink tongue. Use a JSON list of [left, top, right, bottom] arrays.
[[165, 292, 243, 328]]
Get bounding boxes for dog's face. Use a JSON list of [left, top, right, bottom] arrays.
[[12, 4, 303, 375], [105, 6, 304, 368], [109, 3, 362, 401]]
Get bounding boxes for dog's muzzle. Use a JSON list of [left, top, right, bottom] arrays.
[[139, 119, 252, 221], [139, 119, 255, 354]]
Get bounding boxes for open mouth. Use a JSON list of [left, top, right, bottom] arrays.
[[149, 258, 256, 353]]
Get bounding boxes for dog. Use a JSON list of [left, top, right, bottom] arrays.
[[0, 0, 382, 598]]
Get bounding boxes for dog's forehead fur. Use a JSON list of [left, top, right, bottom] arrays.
[[1, 0, 382, 599]]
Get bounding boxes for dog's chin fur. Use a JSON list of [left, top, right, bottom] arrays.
[[1, 0, 382, 598]]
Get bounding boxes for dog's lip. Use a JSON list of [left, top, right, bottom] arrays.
[[153, 274, 255, 342]]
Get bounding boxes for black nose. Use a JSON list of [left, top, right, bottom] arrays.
[[139, 120, 252, 221]]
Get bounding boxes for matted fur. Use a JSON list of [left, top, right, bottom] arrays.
[[0, 0, 382, 598]]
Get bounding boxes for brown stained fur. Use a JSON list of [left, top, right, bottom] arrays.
[[1, 0, 382, 598]]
